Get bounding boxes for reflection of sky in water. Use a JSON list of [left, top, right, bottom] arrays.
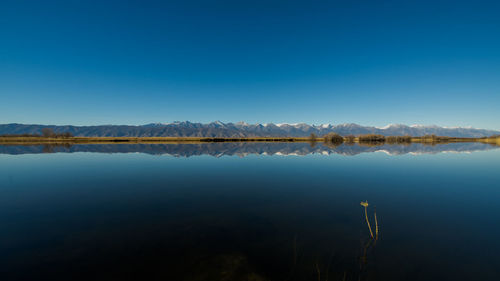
[[1, 148, 500, 280]]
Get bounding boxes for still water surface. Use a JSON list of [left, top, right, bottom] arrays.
[[1, 143, 499, 280]]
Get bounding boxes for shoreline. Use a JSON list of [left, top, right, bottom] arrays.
[[0, 136, 499, 146]]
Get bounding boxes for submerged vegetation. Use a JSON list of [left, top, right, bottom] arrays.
[[281, 201, 383, 281]]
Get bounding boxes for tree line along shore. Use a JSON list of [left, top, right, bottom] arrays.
[[0, 129, 499, 146]]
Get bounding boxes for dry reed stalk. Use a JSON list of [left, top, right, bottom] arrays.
[[360, 201, 374, 239]]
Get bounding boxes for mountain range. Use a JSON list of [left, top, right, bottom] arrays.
[[1, 122, 499, 138]]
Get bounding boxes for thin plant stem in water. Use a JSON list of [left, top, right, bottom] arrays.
[[324, 248, 335, 281], [315, 262, 321, 281], [360, 201, 374, 239], [374, 206, 379, 241], [293, 234, 297, 267]]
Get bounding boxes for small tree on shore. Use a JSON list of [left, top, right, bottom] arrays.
[[344, 135, 355, 143], [323, 133, 344, 144], [41, 128, 55, 137], [358, 134, 385, 142], [309, 133, 318, 147], [63, 132, 73, 138]]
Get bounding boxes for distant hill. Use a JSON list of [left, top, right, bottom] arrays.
[[1, 122, 498, 138]]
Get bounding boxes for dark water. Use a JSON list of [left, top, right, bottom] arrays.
[[1, 143, 499, 281]]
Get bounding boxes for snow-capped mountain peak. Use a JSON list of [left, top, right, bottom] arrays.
[[2, 122, 498, 138], [377, 124, 407, 129]]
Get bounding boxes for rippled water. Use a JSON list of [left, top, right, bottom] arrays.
[[1, 143, 499, 280]]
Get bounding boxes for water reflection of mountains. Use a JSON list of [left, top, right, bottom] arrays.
[[1, 142, 498, 156]]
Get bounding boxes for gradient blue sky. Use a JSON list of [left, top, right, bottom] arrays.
[[1, 0, 499, 129]]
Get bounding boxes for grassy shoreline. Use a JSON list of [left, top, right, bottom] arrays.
[[0, 136, 313, 145], [0, 135, 499, 146]]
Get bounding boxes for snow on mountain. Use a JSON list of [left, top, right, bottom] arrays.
[[377, 124, 406, 129]]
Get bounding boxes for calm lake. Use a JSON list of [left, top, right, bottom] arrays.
[[1, 143, 499, 281]]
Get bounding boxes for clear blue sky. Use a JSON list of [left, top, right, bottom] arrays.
[[1, 0, 499, 129]]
